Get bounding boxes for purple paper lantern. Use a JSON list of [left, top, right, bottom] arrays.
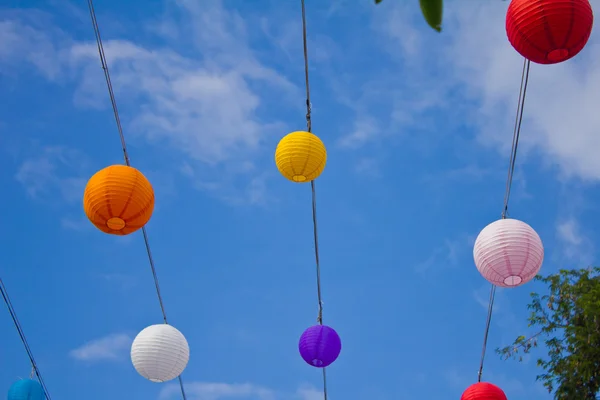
[[298, 324, 341, 368]]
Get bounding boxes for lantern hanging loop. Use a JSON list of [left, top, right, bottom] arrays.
[[476, 57, 531, 383], [86, 0, 187, 398]]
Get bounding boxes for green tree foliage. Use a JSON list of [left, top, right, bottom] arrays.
[[496, 268, 600, 399], [375, 0, 443, 32]]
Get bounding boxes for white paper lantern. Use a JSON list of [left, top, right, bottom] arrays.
[[131, 324, 190, 382], [473, 218, 544, 288]]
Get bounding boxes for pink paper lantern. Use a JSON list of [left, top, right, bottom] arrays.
[[473, 218, 544, 287]]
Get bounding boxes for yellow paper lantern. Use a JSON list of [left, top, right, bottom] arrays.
[[275, 131, 327, 182], [83, 165, 155, 235]]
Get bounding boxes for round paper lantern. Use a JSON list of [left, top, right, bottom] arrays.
[[275, 131, 327, 183], [461, 382, 507, 400], [83, 165, 155, 235], [131, 324, 190, 382], [8, 379, 44, 400], [474, 218, 544, 288], [298, 324, 341, 368], [506, 0, 594, 64]]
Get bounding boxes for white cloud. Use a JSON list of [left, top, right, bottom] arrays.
[[473, 283, 519, 335], [444, 366, 527, 396], [331, 2, 600, 185], [159, 382, 322, 400], [1, 2, 299, 205], [443, 3, 600, 182], [0, 15, 66, 80], [60, 216, 91, 232], [414, 234, 472, 274], [14, 145, 89, 204], [69, 333, 132, 362], [555, 217, 594, 265]]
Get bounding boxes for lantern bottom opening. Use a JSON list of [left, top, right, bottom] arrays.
[[311, 359, 324, 367], [503, 275, 522, 286], [107, 217, 126, 230], [547, 48, 569, 63], [149, 378, 164, 383], [293, 175, 307, 182]]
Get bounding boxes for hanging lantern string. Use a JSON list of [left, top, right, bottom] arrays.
[[0, 278, 52, 400], [86, 1, 187, 398], [300, 1, 329, 399], [476, 57, 531, 383], [300, 0, 323, 330], [502, 58, 531, 221]]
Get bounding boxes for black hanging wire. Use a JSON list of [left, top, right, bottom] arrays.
[[300, 1, 328, 399], [476, 58, 531, 383], [0, 278, 52, 400], [86, 1, 187, 398]]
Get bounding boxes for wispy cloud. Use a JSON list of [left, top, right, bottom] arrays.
[[555, 217, 595, 266], [69, 333, 132, 362], [14, 145, 89, 204], [1, 2, 299, 205], [159, 382, 322, 400], [415, 234, 472, 274], [473, 284, 519, 333], [98, 273, 138, 291], [444, 366, 527, 396], [332, 1, 600, 185], [60, 216, 91, 232]]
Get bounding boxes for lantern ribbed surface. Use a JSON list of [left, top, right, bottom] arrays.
[[275, 131, 327, 183], [83, 164, 155, 236], [131, 324, 190, 383], [473, 218, 544, 288], [461, 382, 508, 400], [298, 324, 341, 368], [506, 0, 594, 64], [7, 379, 44, 400]]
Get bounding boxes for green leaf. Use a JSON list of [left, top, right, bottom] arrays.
[[375, 0, 383, 3], [419, 0, 443, 32]]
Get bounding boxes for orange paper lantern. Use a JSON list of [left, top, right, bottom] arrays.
[[83, 165, 155, 235], [506, 0, 594, 64]]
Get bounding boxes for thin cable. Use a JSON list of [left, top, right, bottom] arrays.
[[0, 278, 52, 400], [502, 58, 531, 220], [477, 58, 531, 382], [300, 1, 328, 399], [86, 1, 186, 398], [477, 284, 496, 382], [311, 180, 324, 324], [301, 0, 323, 328]]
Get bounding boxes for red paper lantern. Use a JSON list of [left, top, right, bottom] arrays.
[[461, 382, 507, 400], [506, 0, 594, 64]]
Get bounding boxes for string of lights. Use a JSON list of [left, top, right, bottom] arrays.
[[476, 57, 531, 383], [0, 278, 51, 400], [85, 0, 187, 398]]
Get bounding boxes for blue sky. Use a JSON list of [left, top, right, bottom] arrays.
[[1, 0, 600, 399]]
